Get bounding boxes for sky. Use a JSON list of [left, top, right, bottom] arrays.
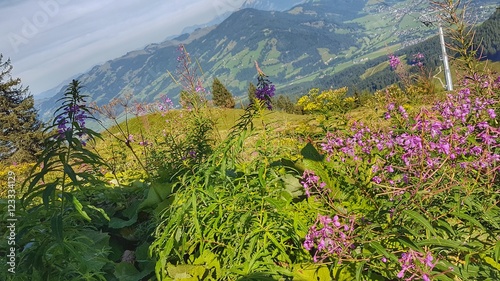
[[0, 0, 247, 95]]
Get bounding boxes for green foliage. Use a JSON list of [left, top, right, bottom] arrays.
[[150, 100, 313, 280], [212, 77, 235, 108], [0, 54, 44, 163], [3, 4, 499, 281], [9, 80, 115, 280], [474, 7, 500, 61]]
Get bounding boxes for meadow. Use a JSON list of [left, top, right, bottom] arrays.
[[1, 5, 499, 281]]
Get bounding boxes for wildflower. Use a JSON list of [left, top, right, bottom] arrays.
[[254, 61, 276, 109], [389, 54, 401, 70], [397, 250, 435, 281], [55, 102, 88, 144], [127, 134, 134, 143], [384, 111, 391, 120], [301, 170, 325, 198], [398, 105, 409, 120], [304, 214, 356, 263], [412, 53, 425, 67], [372, 176, 382, 184], [255, 82, 276, 109], [487, 108, 496, 119]]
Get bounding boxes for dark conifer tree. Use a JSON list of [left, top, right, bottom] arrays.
[[0, 55, 44, 163], [212, 77, 235, 108], [247, 82, 257, 104]]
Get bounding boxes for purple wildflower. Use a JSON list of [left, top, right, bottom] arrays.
[[389, 54, 401, 70], [301, 170, 326, 198], [255, 77, 276, 110]]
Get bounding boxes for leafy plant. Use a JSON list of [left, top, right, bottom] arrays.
[[13, 80, 113, 280]]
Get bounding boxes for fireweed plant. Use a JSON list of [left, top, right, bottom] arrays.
[[148, 44, 217, 181], [299, 63, 499, 280], [170, 44, 209, 110], [254, 62, 276, 110], [16, 80, 112, 280], [92, 93, 177, 182], [150, 75, 317, 280]]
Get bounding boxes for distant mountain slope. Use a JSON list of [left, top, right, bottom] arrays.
[[242, 0, 305, 11], [37, 0, 499, 122]]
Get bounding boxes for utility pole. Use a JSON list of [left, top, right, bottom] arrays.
[[419, 12, 454, 91]]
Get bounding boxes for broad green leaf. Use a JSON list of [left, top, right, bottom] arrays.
[[484, 257, 500, 270], [69, 194, 91, 221], [115, 262, 152, 281], [301, 142, 324, 162], [109, 213, 138, 229], [403, 210, 436, 236], [369, 242, 398, 262]]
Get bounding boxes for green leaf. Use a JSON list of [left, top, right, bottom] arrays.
[[69, 194, 92, 221], [51, 214, 64, 242], [417, 238, 470, 251], [369, 242, 398, 262], [403, 210, 436, 236], [140, 182, 172, 209], [87, 205, 110, 221], [435, 219, 455, 236], [41, 182, 57, 208], [484, 257, 500, 271], [114, 262, 152, 281], [63, 163, 78, 183], [452, 212, 485, 230], [301, 142, 324, 162], [109, 213, 138, 229], [495, 240, 500, 262], [356, 261, 365, 281]]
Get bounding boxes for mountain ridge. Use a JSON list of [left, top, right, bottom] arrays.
[[36, 0, 499, 122]]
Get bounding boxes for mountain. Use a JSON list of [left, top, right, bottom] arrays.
[[37, 0, 499, 122], [242, 0, 306, 11]]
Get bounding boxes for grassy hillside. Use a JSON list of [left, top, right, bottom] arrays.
[[2, 4, 500, 281]]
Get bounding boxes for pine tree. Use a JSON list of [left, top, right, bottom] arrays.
[[212, 77, 235, 108], [247, 82, 257, 105], [0, 55, 44, 163]]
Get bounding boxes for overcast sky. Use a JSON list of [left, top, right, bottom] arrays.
[[0, 0, 246, 95]]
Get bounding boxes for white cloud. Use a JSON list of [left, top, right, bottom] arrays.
[[0, 0, 242, 95]]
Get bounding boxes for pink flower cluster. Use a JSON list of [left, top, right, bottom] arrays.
[[303, 214, 356, 263], [389, 54, 401, 70], [300, 170, 326, 198], [320, 85, 499, 197], [156, 95, 175, 115], [397, 250, 436, 281]]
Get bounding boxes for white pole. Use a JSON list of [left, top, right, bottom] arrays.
[[438, 23, 453, 91]]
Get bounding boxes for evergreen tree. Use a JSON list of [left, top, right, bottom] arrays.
[[0, 55, 44, 163], [212, 77, 235, 108], [274, 95, 300, 114], [247, 82, 257, 104]]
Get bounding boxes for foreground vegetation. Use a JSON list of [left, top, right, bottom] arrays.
[[1, 2, 499, 281]]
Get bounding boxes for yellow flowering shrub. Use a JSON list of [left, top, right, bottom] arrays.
[[296, 87, 351, 114], [0, 163, 35, 198]]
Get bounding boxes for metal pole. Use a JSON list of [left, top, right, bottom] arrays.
[[438, 23, 453, 91]]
